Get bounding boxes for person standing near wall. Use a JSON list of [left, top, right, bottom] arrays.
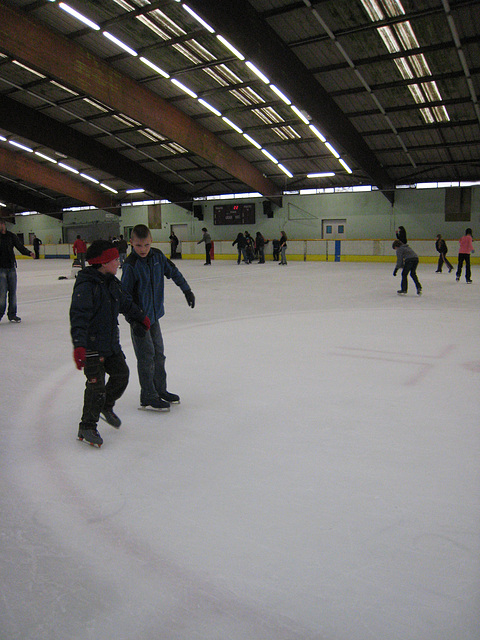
[[456, 228, 474, 283], [33, 235, 42, 260], [73, 234, 87, 269], [396, 226, 407, 244], [279, 231, 288, 265], [0, 218, 34, 323], [197, 227, 212, 265], [255, 231, 267, 264], [435, 234, 453, 273], [116, 234, 128, 267]]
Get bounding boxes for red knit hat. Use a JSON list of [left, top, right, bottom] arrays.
[[86, 240, 119, 265]]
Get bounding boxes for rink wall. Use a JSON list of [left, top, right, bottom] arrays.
[[17, 238, 479, 264]]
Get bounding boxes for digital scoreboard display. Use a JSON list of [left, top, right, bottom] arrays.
[[213, 203, 255, 225]]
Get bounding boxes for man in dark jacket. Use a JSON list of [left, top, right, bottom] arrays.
[[70, 240, 150, 446], [0, 218, 34, 323]]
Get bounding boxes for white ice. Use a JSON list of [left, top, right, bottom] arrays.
[[1, 258, 479, 640]]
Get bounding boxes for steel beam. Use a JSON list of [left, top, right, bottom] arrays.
[[0, 2, 281, 204], [0, 147, 114, 212], [188, 0, 395, 202], [0, 94, 194, 209]]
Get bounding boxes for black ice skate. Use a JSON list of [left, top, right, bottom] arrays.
[[397, 290, 407, 295], [160, 391, 180, 404], [100, 408, 121, 428], [138, 398, 170, 412], [77, 426, 103, 447]]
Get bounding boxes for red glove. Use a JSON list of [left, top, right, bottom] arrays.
[[143, 316, 151, 331], [74, 347, 86, 370]]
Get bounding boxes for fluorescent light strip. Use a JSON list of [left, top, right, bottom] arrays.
[[9, 140, 33, 152], [170, 78, 198, 98], [0, 202, 7, 207], [290, 105, 309, 125], [278, 164, 293, 178], [126, 188, 144, 194], [309, 124, 326, 143], [245, 61, 269, 84], [103, 31, 138, 57], [261, 149, 278, 164], [222, 117, 243, 134], [12, 60, 46, 79], [198, 99, 222, 117], [140, 57, 170, 78], [59, 3, 100, 30], [307, 172, 335, 178], [325, 142, 340, 158], [35, 151, 57, 163], [100, 183, 118, 194], [183, 5, 215, 34], [216, 35, 245, 61], [58, 162, 79, 174], [270, 84, 291, 105], [338, 159, 352, 173], [243, 133, 262, 149], [0, 135, 7, 142], [80, 173, 100, 184]]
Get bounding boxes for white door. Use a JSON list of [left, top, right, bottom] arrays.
[[322, 219, 346, 239]]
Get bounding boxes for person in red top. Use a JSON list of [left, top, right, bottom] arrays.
[[73, 234, 87, 269], [456, 228, 474, 283]]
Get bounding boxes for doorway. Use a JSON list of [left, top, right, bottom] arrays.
[[170, 224, 188, 259]]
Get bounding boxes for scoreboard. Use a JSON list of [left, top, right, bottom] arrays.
[[213, 203, 255, 225]]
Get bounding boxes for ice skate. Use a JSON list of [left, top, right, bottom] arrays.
[[417, 288, 422, 296], [397, 290, 407, 295], [160, 391, 180, 404], [8, 316, 21, 323], [138, 398, 170, 412], [77, 426, 103, 447], [100, 409, 121, 428]]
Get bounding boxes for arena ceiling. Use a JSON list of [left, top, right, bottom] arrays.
[[0, 0, 479, 218]]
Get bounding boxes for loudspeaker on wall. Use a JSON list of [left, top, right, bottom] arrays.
[[193, 205, 204, 221], [263, 201, 273, 218]]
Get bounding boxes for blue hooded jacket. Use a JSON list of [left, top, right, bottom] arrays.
[[121, 247, 191, 322]]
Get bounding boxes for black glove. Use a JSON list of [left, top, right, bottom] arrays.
[[185, 290, 195, 308], [393, 269, 398, 276]]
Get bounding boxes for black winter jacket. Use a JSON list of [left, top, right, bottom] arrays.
[[70, 267, 145, 357], [0, 230, 32, 268]]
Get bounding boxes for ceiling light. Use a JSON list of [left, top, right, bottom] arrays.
[[0, 202, 6, 207], [80, 173, 100, 184], [222, 117, 243, 134], [325, 142, 340, 159], [35, 151, 57, 163], [216, 35, 245, 61], [103, 31, 138, 56], [12, 60, 46, 78], [307, 172, 335, 178], [290, 105, 310, 125], [170, 78, 198, 98], [101, 183, 118, 194], [0, 135, 8, 142], [140, 57, 170, 78], [278, 164, 293, 178], [309, 124, 326, 142], [198, 99, 222, 117], [243, 133, 262, 149], [59, 3, 100, 30], [9, 140, 33, 152], [183, 5, 215, 34], [261, 149, 278, 164], [126, 188, 144, 194], [270, 85, 291, 105], [58, 162, 79, 174], [245, 61, 269, 84], [338, 159, 353, 173]]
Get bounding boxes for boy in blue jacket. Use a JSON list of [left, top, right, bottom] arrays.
[[70, 240, 150, 447], [121, 225, 195, 411]]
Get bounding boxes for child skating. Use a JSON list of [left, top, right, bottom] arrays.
[[392, 239, 422, 296]]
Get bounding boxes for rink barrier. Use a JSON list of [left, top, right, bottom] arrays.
[[16, 240, 479, 264]]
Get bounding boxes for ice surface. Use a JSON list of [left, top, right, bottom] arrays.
[[1, 258, 479, 640]]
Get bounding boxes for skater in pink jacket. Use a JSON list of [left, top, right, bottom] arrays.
[[456, 228, 474, 283]]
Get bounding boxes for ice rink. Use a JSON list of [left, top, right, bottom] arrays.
[[1, 257, 479, 640]]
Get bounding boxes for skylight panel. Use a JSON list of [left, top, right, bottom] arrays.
[[202, 67, 229, 87], [187, 40, 217, 62], [83, 98, 108, 112], [377, 26, 401, 53], [148, 9, 185, 37], [408, 54, 432, 77], [172, 43, 201, 65], [393, 58, 414, 80], [394, 21, 419, 49], [136, 15, 170, 40], [432, 106, 450, 123], [383, 0, 406, 17], [50, 80, 78, 96], [360, 0, 385, 21]]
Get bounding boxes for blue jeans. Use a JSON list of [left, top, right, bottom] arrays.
[[0, 267, 18, 319], [131, 320, 167, 405]]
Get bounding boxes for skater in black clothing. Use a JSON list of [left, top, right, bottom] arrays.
[[33, 235, 42, 259], [272, 238, 280, 262], [392, 239, 422, 295], [232, 232, 249, 264], [255, 232, 268, 263], [169, 231, 179, 259], [197, 228, 212, 265], [70, 240, 150, 447], [396, 226, 407, 244], [0, 218, 34, 323], [434, 234, 453, 273], [279, 231, 288, 265]]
